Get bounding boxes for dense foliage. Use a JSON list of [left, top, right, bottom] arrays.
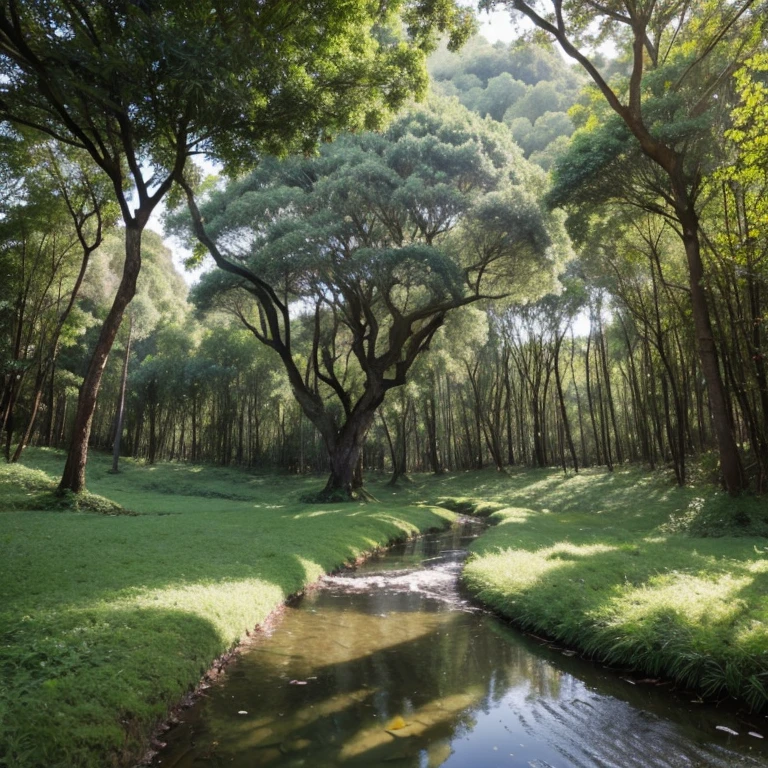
[[171, 100, 565, 494], [2, 6, 768, 500], [0, 0, 474, 492], [429, 35, 584, 168]]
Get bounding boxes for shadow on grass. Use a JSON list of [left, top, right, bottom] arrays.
[[0, 605, 227, 768], [0, 449, 459, 768]]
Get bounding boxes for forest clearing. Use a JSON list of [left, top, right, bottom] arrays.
[[2, 0, 768, 765]]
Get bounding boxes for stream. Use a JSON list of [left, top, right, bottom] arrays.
[[152, 518, 768, 768]]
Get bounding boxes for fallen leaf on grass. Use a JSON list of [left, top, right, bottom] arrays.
[[387, 715, 407, 730]]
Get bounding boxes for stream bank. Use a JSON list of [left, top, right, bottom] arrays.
[[150, 518, 768, 767]]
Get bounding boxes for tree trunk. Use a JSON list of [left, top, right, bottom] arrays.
[[597, 311, 623, 464], [58, 224, 143, 494], [10, 365, 45, 463], [679, 212, 746, 493], [424, 391, 441, 474], [585, 333, 602, 466], [554, 335, 578, 472], [44, 359, 57, 447], [111, 314, 133, 473], [322, 413, 375, 498]]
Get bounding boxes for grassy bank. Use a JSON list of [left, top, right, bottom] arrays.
[[447, 467, 768, 712], [0, 450, 455, 768]]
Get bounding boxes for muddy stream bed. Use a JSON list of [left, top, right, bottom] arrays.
[[151, 518, 768, 768]]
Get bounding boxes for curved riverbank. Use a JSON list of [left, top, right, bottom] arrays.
[[151, 517, 767, 768], [454, 468, 768, 714], [3, 453, 766, 767], [0, 450, 456, 768]]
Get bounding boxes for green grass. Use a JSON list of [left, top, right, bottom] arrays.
[[3, 454, 766, 767], [444, 467, 768, 712], [0, 449, 455, 768]]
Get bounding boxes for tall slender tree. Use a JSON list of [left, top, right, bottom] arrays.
[[486, 0, 767, 492]]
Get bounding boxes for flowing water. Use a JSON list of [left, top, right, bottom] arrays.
[[152, 519, 768, 768]]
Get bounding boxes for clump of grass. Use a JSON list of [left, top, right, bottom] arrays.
[[661, 491, 768, 538], [0, 462, 127, 515], [453, 467, 768, 712], [436, 495, 505, 517]]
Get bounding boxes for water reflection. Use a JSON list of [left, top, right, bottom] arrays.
[[154, 521, 768, 768]]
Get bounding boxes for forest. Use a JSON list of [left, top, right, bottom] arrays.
[[3, 23, 768, 499], [1, 1, 768, 766]]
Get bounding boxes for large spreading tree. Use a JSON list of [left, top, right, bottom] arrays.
[[0, 0, 473, 492], [173, 101, 566, 497]]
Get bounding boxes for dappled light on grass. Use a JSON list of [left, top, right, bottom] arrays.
[[291, 507, 343, 519], [491, 506, 534, 525], [605, 572, 754, 634], [0, 449, 457, 768], [468, 541, 618, 594]]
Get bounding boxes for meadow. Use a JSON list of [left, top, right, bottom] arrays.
[[0, 450, 454, 768], [449, 468, 768, 712], [1, 451, 766, 767]]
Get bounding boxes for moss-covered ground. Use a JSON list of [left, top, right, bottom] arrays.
[[444, 467, 768, 713], [0, 449, 454, 768]]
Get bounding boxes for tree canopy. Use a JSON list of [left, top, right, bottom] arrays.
[[428, 35, 584, 167], [0, 0, 475, 492]]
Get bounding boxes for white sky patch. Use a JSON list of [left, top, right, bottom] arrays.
[[144, 157, 220, 286], [476, 6, 523, 43]]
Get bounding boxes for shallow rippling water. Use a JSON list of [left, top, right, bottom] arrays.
[[152, 519, 768, 768]]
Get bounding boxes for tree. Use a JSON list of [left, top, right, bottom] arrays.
[[429, 34, 583, 166], [0, 0, 473, 493], [487, 0, 768, 493], [0, 139, 116, 462], [174, 101, 564, 498]]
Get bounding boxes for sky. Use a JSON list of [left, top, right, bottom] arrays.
[[475, 5, 522, 43]]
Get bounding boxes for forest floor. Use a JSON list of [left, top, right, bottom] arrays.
[[1, 453, 767, 767], [0, 449, 455, 768]]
